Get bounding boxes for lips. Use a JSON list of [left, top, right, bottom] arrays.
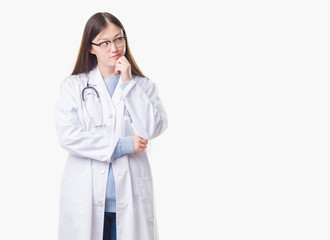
[[112, 54, 120, 58]]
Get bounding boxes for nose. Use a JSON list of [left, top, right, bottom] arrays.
[[111, 42, 118, 52]]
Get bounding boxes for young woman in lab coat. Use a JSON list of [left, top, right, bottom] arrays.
[[55, 12, 168, 240]]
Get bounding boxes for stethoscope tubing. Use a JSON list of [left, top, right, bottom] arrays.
[[82, 77, 104, 127]]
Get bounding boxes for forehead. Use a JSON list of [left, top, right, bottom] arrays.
[[95, 22, 124, 41]]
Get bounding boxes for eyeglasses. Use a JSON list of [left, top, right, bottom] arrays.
[[91, 36, 127, 51]]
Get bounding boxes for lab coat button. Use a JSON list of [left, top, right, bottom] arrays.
[[98, 201, 103, 207], [101, 170, 106, 174], [109, 114, 113, 119]]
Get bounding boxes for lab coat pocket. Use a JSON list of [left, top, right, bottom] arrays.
[[138, 177, 154, 219], [60, 174, 86, 216]]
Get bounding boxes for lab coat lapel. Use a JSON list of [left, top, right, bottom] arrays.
[[88, 66, 114, 108], [112, 75, 124, 106]]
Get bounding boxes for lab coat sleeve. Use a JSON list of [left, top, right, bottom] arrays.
[[121, 79, 168, 140], [54, 78, 119, 162]]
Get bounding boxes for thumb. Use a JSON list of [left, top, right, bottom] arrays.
[[115, 63, 120, 74]]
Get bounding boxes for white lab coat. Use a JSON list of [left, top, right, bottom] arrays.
[[54, 66, 168, 240]]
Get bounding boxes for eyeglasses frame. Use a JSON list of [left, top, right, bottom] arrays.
[[90, 36, 127, 50]]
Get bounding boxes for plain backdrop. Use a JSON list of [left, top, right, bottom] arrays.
[[0, 0, 329, 239]]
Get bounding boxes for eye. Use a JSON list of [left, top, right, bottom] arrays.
[[100, 41, 110, 47], [115, 37, 124, 43]]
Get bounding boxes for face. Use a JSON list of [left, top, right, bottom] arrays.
[[89, 22, 126, 69]]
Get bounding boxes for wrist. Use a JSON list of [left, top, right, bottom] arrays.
[[122, 77, 132, 83], [120, 136, 134, 154]]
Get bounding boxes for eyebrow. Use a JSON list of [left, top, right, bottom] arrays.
[[99, 32, 123, 41]]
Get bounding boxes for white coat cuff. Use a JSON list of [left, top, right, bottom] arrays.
[[120, 80, 136, 98]]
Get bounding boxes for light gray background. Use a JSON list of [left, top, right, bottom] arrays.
[[0, 0, 329, 239]]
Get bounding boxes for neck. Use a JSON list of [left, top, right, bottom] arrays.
[[98, 63, 120, 79]]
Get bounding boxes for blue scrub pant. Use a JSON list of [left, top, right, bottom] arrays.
[[103, 212, 116, 240]]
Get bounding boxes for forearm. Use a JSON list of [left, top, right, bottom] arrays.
[[111, 136, 134, 159], [121, 81, 168, 140]]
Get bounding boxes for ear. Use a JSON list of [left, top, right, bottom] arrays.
[[89, 46, 95, 55]]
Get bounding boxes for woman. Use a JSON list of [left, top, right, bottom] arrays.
[[55, 12, 168, 240]]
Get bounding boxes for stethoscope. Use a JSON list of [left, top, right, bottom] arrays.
[[82, 76, 104, 127]]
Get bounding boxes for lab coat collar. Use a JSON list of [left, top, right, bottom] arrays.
[[87, 66, 123, 107]]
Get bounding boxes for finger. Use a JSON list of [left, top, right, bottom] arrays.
[[135, 147, 144, 152], [115, 64, 123, 74], [115, 60, 122, 67], [118, 57, 130, 67], [119, 56, 128, 63], [116, 57, 125, 65], [116, 58, 123, 65], [139, 139, 148, 144], [139, 142, 147, 148], [139, 143, 147, 149], [115, 61, 128, 72]]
